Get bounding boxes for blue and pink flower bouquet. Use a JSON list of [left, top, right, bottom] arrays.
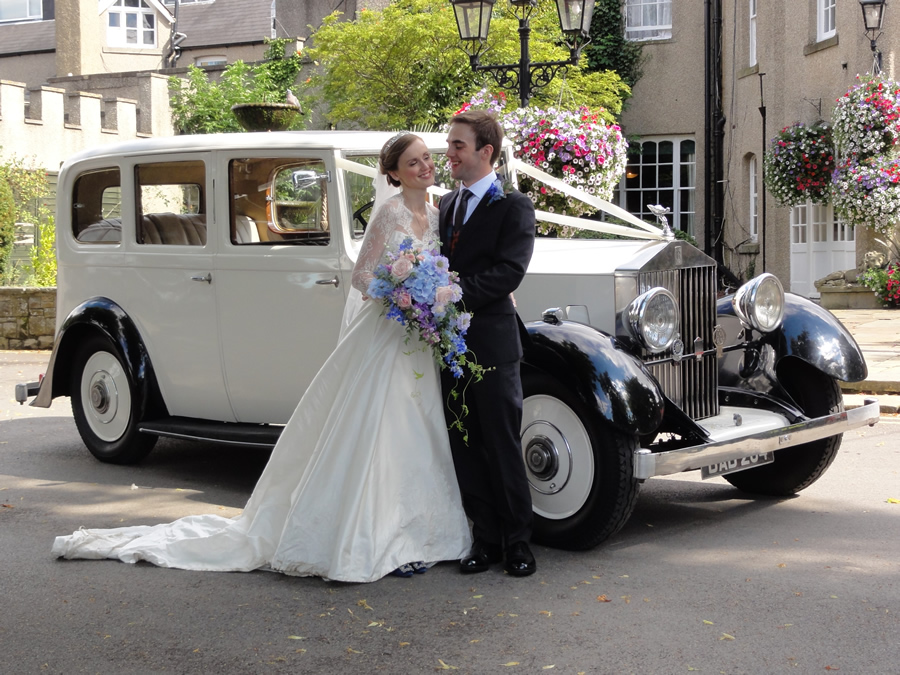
[[366, 237, 479, 381]]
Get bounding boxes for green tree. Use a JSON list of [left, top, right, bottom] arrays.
[[169, 38, 305, 134], [304, 0, 630, 129], [0, 177, 14, 281], [0, 154, 55, 285]]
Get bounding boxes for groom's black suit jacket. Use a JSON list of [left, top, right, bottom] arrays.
[[439, 182, 536, 546], [439, 185, 535, 366]]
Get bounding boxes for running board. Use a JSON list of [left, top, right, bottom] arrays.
[[138, 417, 282, 448]]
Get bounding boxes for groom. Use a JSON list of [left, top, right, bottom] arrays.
[[440, 109, 537, 577]]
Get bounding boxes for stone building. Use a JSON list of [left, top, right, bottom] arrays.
[[0, 0, 389, 169], [618, 0, 897, 298]]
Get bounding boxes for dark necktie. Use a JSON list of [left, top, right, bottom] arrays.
[[449, 189, 472, 254]]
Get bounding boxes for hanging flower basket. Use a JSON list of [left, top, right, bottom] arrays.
[[832, 155, 900, 234], [450, 90, 628, 236], [763, 121, 835, 207], [832, 76, 900, 159]]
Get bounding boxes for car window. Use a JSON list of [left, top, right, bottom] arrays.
[[344, 152, 451, 239], [72, 168, 123, 244], [135, 160, 206, 246], [229, 158, 330, 246], [343, 156, 378, 239]]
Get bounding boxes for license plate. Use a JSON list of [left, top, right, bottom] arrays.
[[701, 452, 774, 479]]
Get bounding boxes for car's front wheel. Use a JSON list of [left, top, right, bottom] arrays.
[[70, 334, 157, 465], [521, 370, 640, 550]]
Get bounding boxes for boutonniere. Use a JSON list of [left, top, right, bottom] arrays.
[[486, 178, 511, 206]]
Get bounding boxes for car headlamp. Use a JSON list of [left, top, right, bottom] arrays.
[[625, 287, 679, 353], [733, 272, 785, 333]]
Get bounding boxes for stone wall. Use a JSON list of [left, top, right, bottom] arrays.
[[0, 288, 56, 350]]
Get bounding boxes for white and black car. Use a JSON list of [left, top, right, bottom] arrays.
[[17, 131, 879, 549]]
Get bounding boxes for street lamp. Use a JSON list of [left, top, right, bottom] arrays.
[[450, 0, 595, 107], [859, 0, 887, 74]]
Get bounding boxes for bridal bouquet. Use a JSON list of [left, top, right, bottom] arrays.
[[366, 237, 480, 381]]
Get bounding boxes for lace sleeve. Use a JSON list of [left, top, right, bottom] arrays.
[[351, 196, 403, 294]]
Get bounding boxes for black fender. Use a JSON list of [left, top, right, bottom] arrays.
[[522, 320, 665, 436], [33, 297, 166, 418], [717, 292, 867, 387]]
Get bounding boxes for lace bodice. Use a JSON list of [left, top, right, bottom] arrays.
[[351, 194, 440, 294]]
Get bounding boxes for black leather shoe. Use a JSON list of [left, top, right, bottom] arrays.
[[504, 541, 536, 577], [459, 540, 503, 574]]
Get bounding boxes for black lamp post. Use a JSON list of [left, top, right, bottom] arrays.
[[450, 0, 595, 107], [859, 0, 887, 74]]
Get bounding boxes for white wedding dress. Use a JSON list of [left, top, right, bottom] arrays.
[[52, 194, 472, 582]]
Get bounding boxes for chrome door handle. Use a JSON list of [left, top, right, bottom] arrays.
[[191, 273, 212, 284], [315, 276, 340, 288]]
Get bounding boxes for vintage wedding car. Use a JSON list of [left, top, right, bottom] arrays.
[[17, 131, 879, 549]]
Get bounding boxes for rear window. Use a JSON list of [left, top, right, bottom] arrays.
[[72, 168, 123, 244]]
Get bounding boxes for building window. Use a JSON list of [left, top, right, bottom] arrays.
[[620, 137, 696, 235], [791, 202, 853, 245], [107, 0, 156, 48], [0, 0, 42, 22], [195, 56, 227, 66], [818, 0, 836, 42], [749, 0, 757, 66], [749, 155, 758, 241], [624, 0, 672, 41]]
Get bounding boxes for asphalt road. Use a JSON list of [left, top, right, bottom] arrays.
[[1, 351, 898, 674]]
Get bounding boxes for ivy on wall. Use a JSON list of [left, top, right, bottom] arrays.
[[584, 0, 644, 89]]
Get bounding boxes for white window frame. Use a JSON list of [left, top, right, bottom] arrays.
[[0, 0, 42, 23], [617, 136, 696, 236], [270, 0, 276, 38], [749, 155, 758, 241], [195, 55, 227, 66], [107, 0, 157, 49], [817, 0, 836, 42], [624, 0, 672, 42], [749, 0, 757, 66]]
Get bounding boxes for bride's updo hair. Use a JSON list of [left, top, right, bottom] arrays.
[[379, 132, 419, 187]]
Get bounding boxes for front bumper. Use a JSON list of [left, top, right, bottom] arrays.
[[633, 398, 880, 480]]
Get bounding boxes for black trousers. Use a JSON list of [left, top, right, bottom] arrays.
[[442, 361, 533, 547]]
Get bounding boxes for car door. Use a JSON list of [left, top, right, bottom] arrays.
[[214, 151, 349, 424], [118, 153, 234, 421]]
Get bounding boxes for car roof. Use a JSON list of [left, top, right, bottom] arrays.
[[63, 131, 458, 166]]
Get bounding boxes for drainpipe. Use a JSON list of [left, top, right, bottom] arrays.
[[705, 0, 730, 279], [167, 0, 186, 69]]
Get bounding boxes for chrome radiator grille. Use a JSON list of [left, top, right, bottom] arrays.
[[639, 264, 719, 420]]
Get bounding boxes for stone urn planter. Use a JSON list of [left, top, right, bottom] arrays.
[[231, 103, 303, 132]]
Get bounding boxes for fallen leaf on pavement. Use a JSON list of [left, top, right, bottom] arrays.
[[719, 633, 735, 641], [887, 498, 899, 504], [703, 620, 715, 625], [346, 647, 362, 654], [357, 599, 373, 610], [500, 662, 520, 667], [287, 636, 305, 640], [540, 611, 552, 617], [437, 659, 458, 670], [597, 595, 611, 602]]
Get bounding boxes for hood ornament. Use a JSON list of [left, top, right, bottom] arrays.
[[648, 204, 675, 241]]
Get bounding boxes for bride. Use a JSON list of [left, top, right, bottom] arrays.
[[52, 133, 473, 582]]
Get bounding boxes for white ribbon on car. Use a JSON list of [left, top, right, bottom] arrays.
[[336, 156, 665, 241]]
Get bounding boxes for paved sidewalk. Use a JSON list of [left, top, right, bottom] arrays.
[[830, 308, 900, 413]]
